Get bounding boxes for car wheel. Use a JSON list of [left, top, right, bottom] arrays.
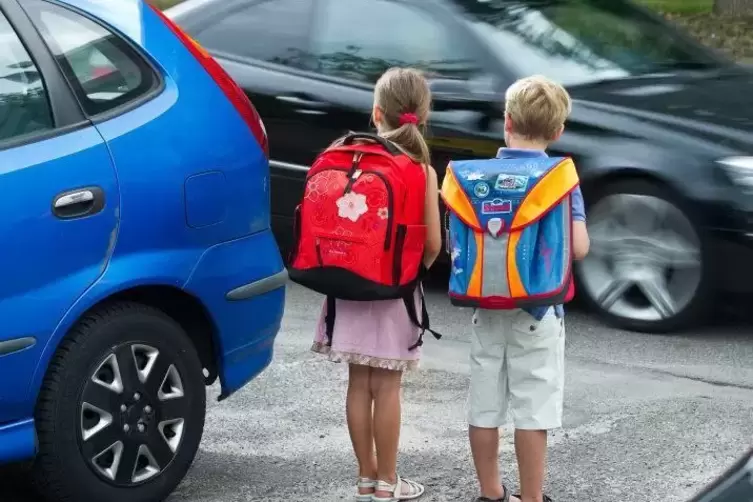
[[576, 180, 709, 332], [33, 302, 206, 502]]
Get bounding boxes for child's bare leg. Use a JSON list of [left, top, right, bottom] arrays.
[[470, 425, 505, 500], [370, 368, 402, 497], [469, 309, 516, 500], [515, 429, 547, 502], [347, 364, 377, 492]]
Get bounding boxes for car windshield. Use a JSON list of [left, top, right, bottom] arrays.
[[457, 0, 730, 86]]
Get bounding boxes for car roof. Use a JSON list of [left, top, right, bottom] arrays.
[[54, 0, 146, 46]]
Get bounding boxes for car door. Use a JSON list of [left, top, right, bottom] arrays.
[[309, 0, 498, 174], [0, 0, 119, 424]]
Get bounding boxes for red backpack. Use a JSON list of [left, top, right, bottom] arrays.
[[289, 133, 440, 349]]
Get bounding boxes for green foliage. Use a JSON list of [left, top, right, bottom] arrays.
[[150, 0, 184, 9], [637, 0, 713, 15]]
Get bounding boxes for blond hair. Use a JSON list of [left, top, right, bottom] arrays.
[[505, 75, 572, 142]]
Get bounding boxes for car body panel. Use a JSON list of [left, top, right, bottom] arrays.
[[0, 123, 119, 425], [0, 419, 36, 465], [0, 0, 285, 465], [184, 230, 286, 398], [690, 448, 753, 502]]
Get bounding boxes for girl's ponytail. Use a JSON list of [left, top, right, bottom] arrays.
[[380, 119, 431, 166], [373, 68, 432, 166]]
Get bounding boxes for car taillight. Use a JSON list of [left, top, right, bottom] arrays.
[[149, 4, 269, 157]]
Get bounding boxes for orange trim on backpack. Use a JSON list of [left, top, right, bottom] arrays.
[[441, 164, 481, 231], [507, 231, 527, 297], [468, 231, 484, 296], [511, 158, 579, 230]]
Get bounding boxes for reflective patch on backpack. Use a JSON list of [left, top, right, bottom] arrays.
[[481, 198, 512, 215], [495, 174, 529, 192]]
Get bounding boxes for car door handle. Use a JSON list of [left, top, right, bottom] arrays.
[[276, 94, 327, 108], [53, 187, 105, 219]]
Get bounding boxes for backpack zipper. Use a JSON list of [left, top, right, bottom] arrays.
[[343, 152, 363, 195], [315, 237, 323, 265]]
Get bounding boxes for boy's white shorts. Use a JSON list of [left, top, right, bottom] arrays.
[[468, 308, 565, 430]]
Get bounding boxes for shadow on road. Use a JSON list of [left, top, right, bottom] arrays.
[[0, 464, 35, 502], [424, 264, 753, 334]]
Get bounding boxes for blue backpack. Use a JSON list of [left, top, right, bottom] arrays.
[[441, 156, 579, 309]]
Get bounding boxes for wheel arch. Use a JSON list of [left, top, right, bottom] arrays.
[[101, 285, 219, 386], [579, 165, 715, 230], [35, 284, 219, 402], [580, 166, 681, 205]]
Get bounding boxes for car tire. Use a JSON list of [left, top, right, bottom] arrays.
[[32, 302, 206, 502], [575, 179, 711, 332]]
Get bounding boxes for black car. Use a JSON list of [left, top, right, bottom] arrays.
[[169, 0, 753, 333], [690, 448, 753, 502]]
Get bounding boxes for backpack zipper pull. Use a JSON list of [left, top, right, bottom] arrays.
[[343, 152, 363, 195]]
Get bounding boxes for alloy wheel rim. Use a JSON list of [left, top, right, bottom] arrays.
[[79, 343, 188, 486], [578, 193, 702, 323]]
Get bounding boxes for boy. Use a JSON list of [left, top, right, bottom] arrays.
[[469, 76, 590, 502]]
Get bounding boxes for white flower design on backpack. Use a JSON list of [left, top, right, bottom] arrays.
[[377, 207, 389, 220], [336, 192, 368, 222]]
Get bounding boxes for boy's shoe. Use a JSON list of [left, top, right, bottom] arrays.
[[511, 495, 553, 502], [476, 484, 511, 502]]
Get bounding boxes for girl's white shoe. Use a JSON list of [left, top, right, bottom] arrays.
[[372, 476, 425, 501], [356, 477, 377, 502]]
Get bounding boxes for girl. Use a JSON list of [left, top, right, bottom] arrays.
[[310, 67, 442, 501]]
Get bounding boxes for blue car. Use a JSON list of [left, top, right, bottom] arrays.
[[0, 0, 286, 500]]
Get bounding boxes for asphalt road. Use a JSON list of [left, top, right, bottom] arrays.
[[3, 282, 753, 502]]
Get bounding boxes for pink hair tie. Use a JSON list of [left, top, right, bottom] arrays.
[[398, 112, 419, 126]]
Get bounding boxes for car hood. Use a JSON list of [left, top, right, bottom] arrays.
[[568, 70, 753, 153]]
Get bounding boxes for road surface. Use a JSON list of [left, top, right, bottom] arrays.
[[3, 282, 753, 501]]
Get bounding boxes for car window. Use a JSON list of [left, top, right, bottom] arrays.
[[25, 0, 158, 117], [311, 0, 479, 84], [453, 0, 728, 87], [193, 0, 314, 68], [0, 11, 54, 144]]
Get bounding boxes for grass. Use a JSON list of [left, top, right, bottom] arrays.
[[637, 0, 753, 62], [150, 0, 183, 9], [638, 0, 713, 15]]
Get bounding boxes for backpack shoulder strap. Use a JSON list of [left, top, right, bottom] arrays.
[[511, 158, 579, 230], [340, 132, 402, 156], [324, 295, 336, 346], [403, 278, 442, 351]]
